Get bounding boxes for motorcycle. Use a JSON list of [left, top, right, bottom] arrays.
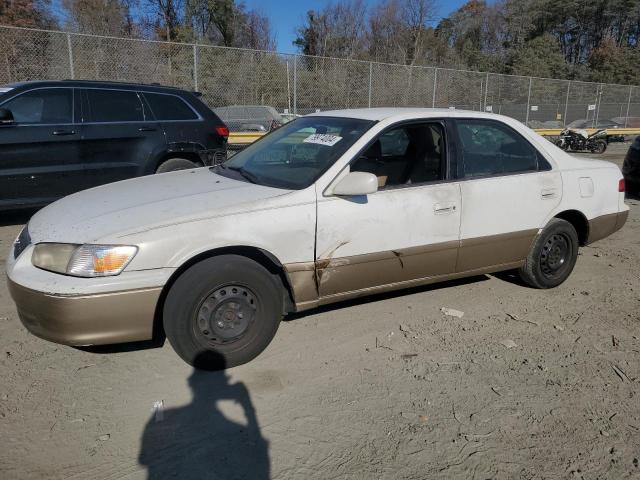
[[555, 128, 608, 154]]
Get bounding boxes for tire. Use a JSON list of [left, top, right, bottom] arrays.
[[591, 139, 607, 154], [518, 218, 579, 289], [156, 158, 199, 173], [163, 255, 284, 370]]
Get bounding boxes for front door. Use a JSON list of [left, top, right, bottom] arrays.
[[0, 87, 83, 207], [316, 121, 461, 301]]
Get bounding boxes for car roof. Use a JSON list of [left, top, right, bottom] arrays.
[[3, 79, 193, 95], [306, 107, 508, 122]]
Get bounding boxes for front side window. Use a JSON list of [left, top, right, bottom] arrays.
[[87, 89, 144, 122], [1, 88, 72, 124], [456, 120, 543, 177], [143, 92, 198, 121], [351, 122, 446, 188], [216, 116, 374, 189]]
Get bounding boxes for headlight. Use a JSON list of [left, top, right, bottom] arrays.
[[32, 244, 138, 277]]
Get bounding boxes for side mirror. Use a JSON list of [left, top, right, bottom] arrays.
[[331, 171, 378, 196], [0, 108, 14, 125]]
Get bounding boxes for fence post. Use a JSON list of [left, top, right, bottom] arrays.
[[563, 81, 571, 127], [192, 44, 198, 91], [368, 62, 373, 108], [483, 72, 489, 111], [594, 84, 603, 127], [525, 77, 532, 126], [432, 68, 438, 108], [293, 55, 297, 115], [625, 85, 632, 127], [66, 33, 74, 79]]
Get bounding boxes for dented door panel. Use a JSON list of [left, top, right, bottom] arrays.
[[315, 182, 462, 299]]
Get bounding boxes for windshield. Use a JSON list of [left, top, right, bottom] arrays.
[[217, 116, 375, 189]]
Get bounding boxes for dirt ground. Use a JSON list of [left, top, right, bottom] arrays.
[[1, 143, 639, 479]]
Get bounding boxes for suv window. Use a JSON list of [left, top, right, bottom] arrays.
[[143, 92, 198, 121], [351, 123, 445, 188], [87, 89, 144, 122], [1, 88, 72, 124], [456, 120, 543, 177]]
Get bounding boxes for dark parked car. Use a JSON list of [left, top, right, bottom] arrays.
[[622, 136, 640, 194], [0, 80, 229, 210], [214, 105, 283, 132]]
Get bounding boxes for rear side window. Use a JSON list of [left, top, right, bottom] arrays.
[[143, 93, 198, 121], [87, 89, 144, 122], [456, 120, 545, 177], [1, 88, 72, 124]]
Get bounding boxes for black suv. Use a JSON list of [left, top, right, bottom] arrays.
[[0, 80, 228, 209]]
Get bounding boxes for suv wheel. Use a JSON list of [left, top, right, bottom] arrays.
[[156, 158, 199, 173], [163, 255, 284, 370], [518, 218, 579, 289]]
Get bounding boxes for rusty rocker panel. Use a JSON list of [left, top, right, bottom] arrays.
[[285, 229, 540, 311]]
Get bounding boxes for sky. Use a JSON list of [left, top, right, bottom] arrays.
[[243, 0, 472, 54]]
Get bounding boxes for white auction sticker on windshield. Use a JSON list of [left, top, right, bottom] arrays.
[[303, 133, 342, 147]]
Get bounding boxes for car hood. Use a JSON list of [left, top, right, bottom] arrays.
[[27, 168, 293, 243]]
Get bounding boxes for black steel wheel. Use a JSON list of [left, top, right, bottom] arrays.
[[194, 285, 258, 346], [539, 232, 573, 280], [518, 218, 579, 289]]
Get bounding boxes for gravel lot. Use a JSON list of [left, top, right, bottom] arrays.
[[1, 143, 639, 479]]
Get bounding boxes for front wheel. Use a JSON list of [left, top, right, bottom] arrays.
[[591, 139, 607, 154], [518, 218, 579, 289], [163, 255, 284, 370]]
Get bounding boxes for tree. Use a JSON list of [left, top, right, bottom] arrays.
[[62, 0, 136, 36], [0, 0, 56, 28], [293, 0, 368, 59], [185, 0, 274, 49], [506, 34, 568, 78]]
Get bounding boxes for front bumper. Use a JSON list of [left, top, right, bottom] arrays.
[[8, 278, 162, 346]]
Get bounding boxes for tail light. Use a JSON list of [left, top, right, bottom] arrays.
[[619, 178, 625, 192], [215, 125, 229, 138]]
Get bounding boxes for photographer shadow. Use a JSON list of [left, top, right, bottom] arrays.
[[138, 352, 270, 479]]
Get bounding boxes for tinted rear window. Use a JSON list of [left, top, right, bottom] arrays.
[[87, 89, 144, 122], [144, 93, 198, 121]]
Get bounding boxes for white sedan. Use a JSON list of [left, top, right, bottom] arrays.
[[7, 108, 629, 369]]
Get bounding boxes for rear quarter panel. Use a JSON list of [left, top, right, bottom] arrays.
[[554, 165, 625, 221]]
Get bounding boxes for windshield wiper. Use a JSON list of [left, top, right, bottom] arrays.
[[226, 165, 261, 184]]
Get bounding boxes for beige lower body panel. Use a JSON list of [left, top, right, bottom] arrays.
[[587, 211, 628, 244], [8, 278, 161, 346], [285, 230, 538, 312]]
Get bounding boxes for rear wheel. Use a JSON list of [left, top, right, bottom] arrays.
[[163, 255, 283, 370], [591, 139, 607, 154], [156, 157, 199, 173], [518, 218, 579, 289]]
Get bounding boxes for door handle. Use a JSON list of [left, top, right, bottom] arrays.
[[433, 203, 457, 214], [541, 188, 557, 199], [138, 127, 157, 132], [52, 129, 76, 136]]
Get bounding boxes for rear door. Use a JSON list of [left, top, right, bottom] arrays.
[[0, 87, 83, 207], [79, 88, 165, 188], [453, 118, 562, 272]]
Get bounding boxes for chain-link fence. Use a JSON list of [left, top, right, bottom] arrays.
[[2, 24, 640, 130]]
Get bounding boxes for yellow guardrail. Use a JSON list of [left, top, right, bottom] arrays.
[[533, 128, 640, 136], [228, 128, 640, 147], [228, 131, 265, 145]]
